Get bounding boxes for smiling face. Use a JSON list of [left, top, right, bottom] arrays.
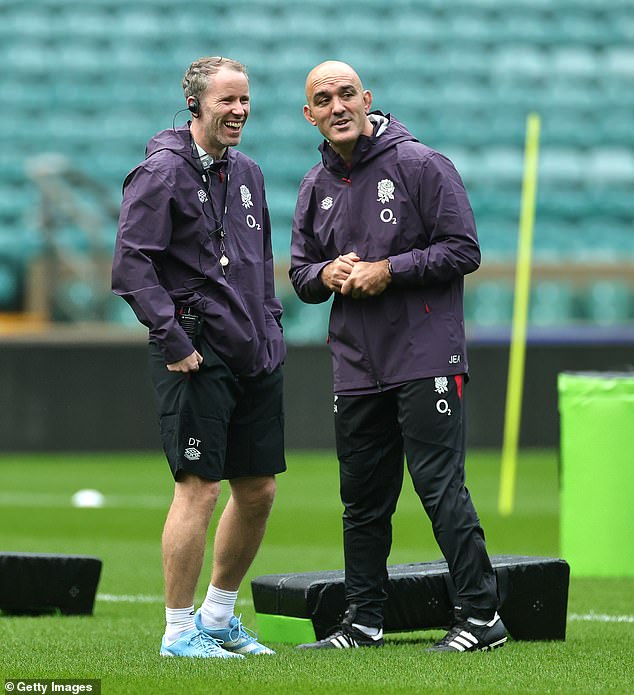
[[190, 67, 250, 158], [304, 61, 373, 163]]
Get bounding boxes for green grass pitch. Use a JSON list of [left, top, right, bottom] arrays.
[[1, 450, 632, 694]]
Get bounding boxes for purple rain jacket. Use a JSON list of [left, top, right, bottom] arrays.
[[112, 124, 286, 377], [289, 113, 480, 393]]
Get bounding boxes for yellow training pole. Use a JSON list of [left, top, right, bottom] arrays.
[[498, 113, 541, 516]]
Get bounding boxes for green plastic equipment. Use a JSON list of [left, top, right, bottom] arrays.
[[558, 371, 634, 577]]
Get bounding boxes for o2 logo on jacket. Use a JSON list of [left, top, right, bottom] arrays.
[[245, 214, 261, 230], [377, 178, 397, 225]]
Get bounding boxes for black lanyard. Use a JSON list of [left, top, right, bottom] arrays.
[[204, 163, 230, 273], [204, 161, 228, 231]]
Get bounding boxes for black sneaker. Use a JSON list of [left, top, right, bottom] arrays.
[[426, 614, 507, 652], [297, 605, 384, 650]]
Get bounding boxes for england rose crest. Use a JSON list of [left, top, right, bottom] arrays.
[[377, 178, 395, 204], [240, 185, 253, 209]]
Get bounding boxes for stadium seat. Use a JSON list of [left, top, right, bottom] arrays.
[[54, 279, 99, 321], [217, 6, 282, 40], [381, 13, 440, 43], [500, 11, 557, 46], [551, 47, 600, 79], [481, 148, 524, 186], [541, 110, 599, 148], [0, 259, 20, 309], [597, 111, 634, 147], [490, 46, 549, 80], [530, 281, 576, 326], [587, 189, 633, 218], [539, 148, 586, 185], [556, 11, 610, 47], [0, 6, 59, 40], [582, 281, 632, 325], [534, 222, 580, 261], [60, 7, 117, 37], [477, 217, 518, 258], [470, 191, 520, 219], [604, 47, 634, 77], [589, 148, 634, 184], [465, 282, 514, 326]]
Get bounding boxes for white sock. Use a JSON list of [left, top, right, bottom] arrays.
[[164, 605, 195, 645], [352, 622, 383, 639], [467, 611, 499, 627], [200, 584, 238, 628]]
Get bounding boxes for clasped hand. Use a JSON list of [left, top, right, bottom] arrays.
[[321, 252, 391, 299]]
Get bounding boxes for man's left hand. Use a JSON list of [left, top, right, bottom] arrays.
[[340, 259, 391, 299]]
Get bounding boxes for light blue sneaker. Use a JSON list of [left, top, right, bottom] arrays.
[[160, 627, 244, 659], [194, 611, 275, 655]]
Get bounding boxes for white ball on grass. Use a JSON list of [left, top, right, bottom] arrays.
[[71, 489, 106, 508]]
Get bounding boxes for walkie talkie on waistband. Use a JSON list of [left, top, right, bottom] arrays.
[[177, 307, 201, 343]]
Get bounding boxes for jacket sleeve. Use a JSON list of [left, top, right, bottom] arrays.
[[387, 152, 481, 285], [289, 181, 332, 304], [261, 190, 283, 324], [111, 165, 193, 363]]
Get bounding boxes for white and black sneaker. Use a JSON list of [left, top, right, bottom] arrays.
[[426, 614, 507, 653], [297, 606, 384, 650]]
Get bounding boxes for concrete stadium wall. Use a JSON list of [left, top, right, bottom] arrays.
[[0, 336, 632, 452]]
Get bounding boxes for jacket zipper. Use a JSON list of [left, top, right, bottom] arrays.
[[343, 171, 383, 391], [221, 171, 234, 279], [221, 172, 257, 330]]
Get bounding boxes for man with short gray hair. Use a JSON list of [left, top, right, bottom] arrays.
[[113, 56, 285, 658]]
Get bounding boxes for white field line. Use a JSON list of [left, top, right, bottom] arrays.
[[0, 492, 170, 509], [568, 613, 634, 623], [98, 594, 251, 607], [96, 595, 634, 623], [98, 593, 164, 603]]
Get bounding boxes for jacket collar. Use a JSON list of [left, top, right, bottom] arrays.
[[319, 111, 391, 175]]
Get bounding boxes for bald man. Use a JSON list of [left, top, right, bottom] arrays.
[[290, 61, 506, 653]]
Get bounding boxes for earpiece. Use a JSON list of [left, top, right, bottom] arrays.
[[188, 97, 200, 117]]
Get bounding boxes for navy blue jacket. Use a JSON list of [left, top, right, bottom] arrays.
[[112, 125, 285, 377], [289, 113, 480, 393]]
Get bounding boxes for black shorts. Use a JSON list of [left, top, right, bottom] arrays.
[[149, 338, 286, 481]]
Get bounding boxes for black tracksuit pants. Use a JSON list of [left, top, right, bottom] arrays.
[[334, 375, 498, 628]]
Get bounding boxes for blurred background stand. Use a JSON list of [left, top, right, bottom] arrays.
[[24, 153, 120, 325]]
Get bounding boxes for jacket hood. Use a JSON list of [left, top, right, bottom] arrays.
[[146, 124, 192, 160], [319, 112, 418, 175], [144, 124, 232, 174]]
